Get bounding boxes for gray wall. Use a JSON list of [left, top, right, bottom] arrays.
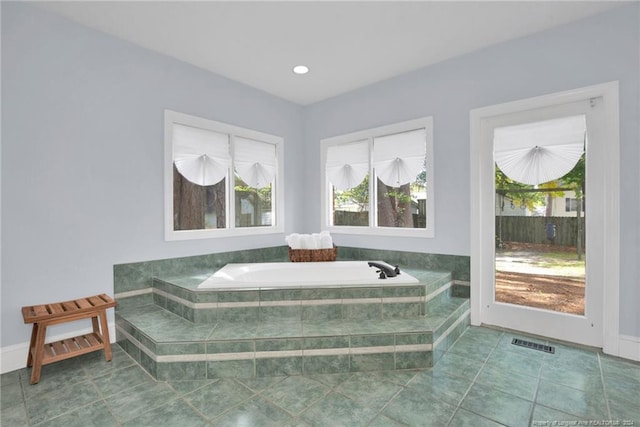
[[1, 3, 304, 346], [2, 2, 638, 348], [302, 4, 639, 337]]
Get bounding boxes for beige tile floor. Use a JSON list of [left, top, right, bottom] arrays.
[[2, 326, 639, 426]]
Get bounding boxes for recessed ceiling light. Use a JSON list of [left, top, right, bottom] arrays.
[[292, 65, 309, 75]]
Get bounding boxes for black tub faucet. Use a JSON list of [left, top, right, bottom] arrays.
[[367, 262, 400, 278]]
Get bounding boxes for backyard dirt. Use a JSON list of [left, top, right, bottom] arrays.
[[495, 242, 585, 315]]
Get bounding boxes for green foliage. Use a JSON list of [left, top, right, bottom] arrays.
[[334, 175, 369, 212]]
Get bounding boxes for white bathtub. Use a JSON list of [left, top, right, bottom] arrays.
[[197, 261, 419, 289]]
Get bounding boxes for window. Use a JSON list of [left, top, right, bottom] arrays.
[[565, 197, 585, 212], [321, 117, 434, 237], [165, 110, 284, 240]]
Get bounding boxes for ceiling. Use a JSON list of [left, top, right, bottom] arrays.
[[37, 1, 624, 106]]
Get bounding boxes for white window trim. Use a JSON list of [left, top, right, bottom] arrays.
[[320, 117, 434, 238], [164, 110, 284, 241]]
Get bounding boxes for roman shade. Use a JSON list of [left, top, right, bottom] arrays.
[[233, 136, 277, 189], [326, 140, 369, 191], [373, 128, 426, 187], [494, 115, 586, 186], [172, 123, 231, 186]]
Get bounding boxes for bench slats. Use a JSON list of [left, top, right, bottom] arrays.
[[22, 295, 115, 324]]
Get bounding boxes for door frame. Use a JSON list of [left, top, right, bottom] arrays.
[[470, 82, 620, 352]]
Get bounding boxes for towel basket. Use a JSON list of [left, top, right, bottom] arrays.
[[288, 245, 337, 262]]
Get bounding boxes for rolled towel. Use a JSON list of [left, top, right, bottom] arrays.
[[305, 234, 319, 250], [287, 233, 302, 249], [312, 233, 322, 249], [319, 231, 333, 249]]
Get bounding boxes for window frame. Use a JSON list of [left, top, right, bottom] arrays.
[[164, 110, 284, 241], [320, 117, 434, 238]]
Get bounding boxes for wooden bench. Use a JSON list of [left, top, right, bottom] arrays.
[[21, 294, 116, 384]]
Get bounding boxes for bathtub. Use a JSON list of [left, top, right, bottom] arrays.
[[197, 261, 419, 289]]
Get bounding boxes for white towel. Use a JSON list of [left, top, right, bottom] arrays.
[[319, 231, 333, 249], [286, 233, 302, 249]]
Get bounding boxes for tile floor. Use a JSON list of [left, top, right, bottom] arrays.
[[2, 326, 639, 426]]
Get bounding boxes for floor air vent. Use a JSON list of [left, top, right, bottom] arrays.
[[511, 338, 555, 354]]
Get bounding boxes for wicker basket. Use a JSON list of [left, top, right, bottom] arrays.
[[288, 245, 337, 262]]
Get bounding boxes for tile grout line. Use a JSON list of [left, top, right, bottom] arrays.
[[445, 330, 506, 426], [597, 352, 613, 421]]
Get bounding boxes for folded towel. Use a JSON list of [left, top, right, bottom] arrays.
[[319, 231, 333, 249], [286, 233, 302, 249]]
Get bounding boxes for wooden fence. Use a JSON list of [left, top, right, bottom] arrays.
[[495, 216, 585, 248]]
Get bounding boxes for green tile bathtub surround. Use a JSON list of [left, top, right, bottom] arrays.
[[256, 320, 302, 338], [300, 287, 342, 300], [156, 361, 208, 381], [207, 340, 254, 354], [207, 359, 255, 379], [259, 305, 302, 321], [395, 332, 431, 346], [256, 356, 303, 377], [395, 351, 432, 369], [139, 351, 157, 379], [350, 334, 394, 348], [382, 285, 425, 298], [142, 318, 215, 342], [256, 338, 303, 352], [182, 379, 255, 420], [301, 304, 343, 321], [461, 383, 534, 427], [217, 290, 260, 302], [303, 320, 348, 336], [350, 353, 395, 372], [304, 336, 350, 350], [341, 287, 382, 299], [212, 395, 295, 426], [382, 302, 422, 318], [208, 322, 257, 340], [191, 307, 218, 323], [217, 306, 258, 322], [113, 261, 154, 293], [115, 294, 154, 311], [303, 355, 351, 374], [342, 303, 381, 320], [260, 289, 302, 301]]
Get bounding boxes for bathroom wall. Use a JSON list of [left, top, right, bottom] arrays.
[[2, 1, 638, 356], [1, 2, 304, 348], [302, 4, 640, 338]]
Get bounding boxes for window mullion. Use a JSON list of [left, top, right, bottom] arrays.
[[368, 137, 376, 228], [228, 134, 236, 229]]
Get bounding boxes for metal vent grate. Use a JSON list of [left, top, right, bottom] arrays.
[[511, 338, 555, 354]]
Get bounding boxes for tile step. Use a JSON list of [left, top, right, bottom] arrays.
[[116, 295, 470, 380]]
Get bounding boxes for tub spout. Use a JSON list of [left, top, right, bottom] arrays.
[[367, 262, 399, 278]]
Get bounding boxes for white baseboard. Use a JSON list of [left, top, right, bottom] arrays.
[[0, 322, 116, 374], [617, 334, 640, 362]]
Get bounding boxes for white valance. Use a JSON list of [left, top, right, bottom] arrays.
[[172, 124, 231, 186], [373, 128, 426, 187], [233, 136, 277, 189], [494, 115, 585, 185], [326, 140, 369, 191]]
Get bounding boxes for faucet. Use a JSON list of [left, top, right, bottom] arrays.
[[367, 262, 400, 278]]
